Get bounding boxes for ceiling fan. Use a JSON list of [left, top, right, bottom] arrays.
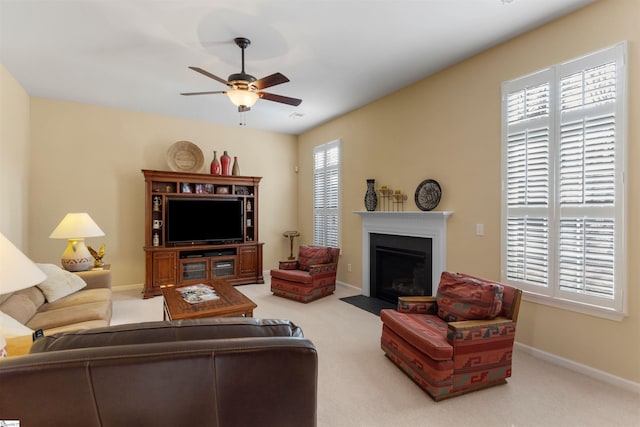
[[181, 37, 302, 113]]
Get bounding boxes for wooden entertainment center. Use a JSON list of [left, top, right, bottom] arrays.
[[142, 169, 264, 298]]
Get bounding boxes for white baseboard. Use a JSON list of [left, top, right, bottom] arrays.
[[515, 342, 640, 394], [113, 283, 144, 292]]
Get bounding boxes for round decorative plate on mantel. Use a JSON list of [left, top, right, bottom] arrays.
[[167, 141, 205, 173], [414, 179, 442, 211]]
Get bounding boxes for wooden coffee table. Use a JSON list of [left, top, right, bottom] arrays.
[[161, 279, 257, 321]]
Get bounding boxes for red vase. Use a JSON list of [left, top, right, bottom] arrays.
[[210, 151, 221, 175], [221, 150, 231, 175]]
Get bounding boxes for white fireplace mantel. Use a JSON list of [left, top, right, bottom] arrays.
[[354, 211, 453, 296]]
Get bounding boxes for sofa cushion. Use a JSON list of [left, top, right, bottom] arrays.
[[436, 272, 503, 321], [0, 310, 34, 338], [298, 245, 331, 271], [380, 309, 452, 360], [0, 292, 39, 325], [36, 263, 87, 302], [26, 300, 112, 331], [37, 288, 112, 312]]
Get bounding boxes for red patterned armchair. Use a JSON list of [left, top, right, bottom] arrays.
[[380, 271, 522, 401], [270, 245, 340, 303]]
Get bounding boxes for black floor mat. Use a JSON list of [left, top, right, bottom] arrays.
[[339, 295, 396, 316]]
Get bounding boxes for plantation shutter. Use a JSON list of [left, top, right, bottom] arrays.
[[313, 140, 341, 247], [502, 42, 626, 315], [557, 60, 618, 298], [504, 76, 551, 288]]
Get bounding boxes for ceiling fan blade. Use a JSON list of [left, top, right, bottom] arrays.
[[253, 73, 289, 90], [259, 92, 302, 106], [180, 91, 226, 96], [188, 67, 230, 86]]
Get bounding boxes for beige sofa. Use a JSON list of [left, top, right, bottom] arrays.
[[0, 267, 112, 335]]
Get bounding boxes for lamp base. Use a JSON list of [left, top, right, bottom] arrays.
[[60, 239, 93, 272]]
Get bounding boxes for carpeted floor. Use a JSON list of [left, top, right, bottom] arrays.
[[339, 295, 396, 316], [112, 282, 640, 427]]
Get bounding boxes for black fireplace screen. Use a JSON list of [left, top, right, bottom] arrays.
[[370, 233, 432, 303]]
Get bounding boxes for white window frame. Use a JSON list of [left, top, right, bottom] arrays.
[[501, 42, 627, 321], [313, 139, 341, 248]]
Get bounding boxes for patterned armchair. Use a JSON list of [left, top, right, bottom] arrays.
[[270, 245, 340, 303], [380, 271, 522, 400]]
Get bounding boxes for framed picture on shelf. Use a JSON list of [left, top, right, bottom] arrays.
[[195, 184, 204, 194], [181, 183, 192, 193], [204, 184, 214, 193]]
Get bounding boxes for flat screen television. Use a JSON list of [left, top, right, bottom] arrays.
[[166, 197, 244, 245]]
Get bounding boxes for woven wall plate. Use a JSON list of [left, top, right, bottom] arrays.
[[167, 141, 204, 173], [414, 179, 442, 211]]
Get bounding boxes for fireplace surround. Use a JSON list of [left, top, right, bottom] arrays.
[[355, 211, 453, 297]]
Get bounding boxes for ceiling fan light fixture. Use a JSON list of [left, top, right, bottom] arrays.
[[226, 87, 259, 108]]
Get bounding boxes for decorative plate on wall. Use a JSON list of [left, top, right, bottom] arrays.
[[414, 179, 442, 211], [167, 141, 205, 173]]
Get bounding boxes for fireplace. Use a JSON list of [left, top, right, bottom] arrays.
[[370, 233, 432, 303], [355, 211, 453, 298]]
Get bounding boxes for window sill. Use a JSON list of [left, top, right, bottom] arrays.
[[522, 291, 625, 321]]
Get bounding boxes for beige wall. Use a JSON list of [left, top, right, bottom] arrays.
[[0, 64, 31, 250], [27, 98, 298, 287], [298, 0, 639, 383]]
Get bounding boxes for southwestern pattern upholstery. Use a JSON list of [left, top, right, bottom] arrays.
[[270, 246, 340, 303], [380, 272, 522, 400]]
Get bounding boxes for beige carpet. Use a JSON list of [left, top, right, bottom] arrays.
[[112, 282, 639, 427]]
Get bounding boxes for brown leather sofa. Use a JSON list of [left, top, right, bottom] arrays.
[[0, 318, 318, 427]]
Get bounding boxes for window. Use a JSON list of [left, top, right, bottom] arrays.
[[501, 42, 627, 320], [313, 140, 341, 247]]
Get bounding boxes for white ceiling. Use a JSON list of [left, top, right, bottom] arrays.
[[0, 0, 595, 135]]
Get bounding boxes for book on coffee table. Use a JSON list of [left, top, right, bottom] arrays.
[[177, 284, 219, 304]]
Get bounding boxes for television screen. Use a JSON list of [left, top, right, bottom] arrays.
[[166, 197, 244, 244]]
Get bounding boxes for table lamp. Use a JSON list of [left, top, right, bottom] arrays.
[[49, 213, 105, 272], [0, 232, 47, 356]]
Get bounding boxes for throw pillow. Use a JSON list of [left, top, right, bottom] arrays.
[[298, 245, 332, 271], [436, 272, 504, 322], [36, 263, 87, 303], [0, 310, 34, 338]]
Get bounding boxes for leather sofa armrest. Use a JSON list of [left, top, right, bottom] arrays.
[[74, 269, 112, 290], [308, 262, 337, 275], [397, 296, 438, 314]]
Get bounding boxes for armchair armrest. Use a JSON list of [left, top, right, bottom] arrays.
[[446, 316, 517, 344], [397, 296, 437, 314], [278, 260, 299, 270], [308, 262, 337, 275]]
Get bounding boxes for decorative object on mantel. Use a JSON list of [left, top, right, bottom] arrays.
[[210, 150, 221, 175], [377, 186, 407, 211], [414, 179, 442, 211], [221, 150, 232, 175], [232, 156, 240, 175], [167, 141, 204, 173], [364, 179, 378, 211], [283, 230, 300, 260]]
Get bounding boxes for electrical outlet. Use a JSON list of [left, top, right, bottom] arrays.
[[476, 224, 485, 236], [347, 263, 352, 272]]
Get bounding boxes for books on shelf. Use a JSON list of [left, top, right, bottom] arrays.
[[177, 284, 219, 304]]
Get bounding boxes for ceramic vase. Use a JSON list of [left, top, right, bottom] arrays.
[[221, 150, 231, 175], [232, 156, 240, 176], [210, 151, 221, 175], [364, 179, 378, 211]]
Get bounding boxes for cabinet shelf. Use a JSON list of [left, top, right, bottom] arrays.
[[142, 170, 264, 298]]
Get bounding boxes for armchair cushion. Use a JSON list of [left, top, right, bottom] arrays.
[[436, 272, 503, 321], [278, 260, 299, 270], [298, 245, 332, 271]]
